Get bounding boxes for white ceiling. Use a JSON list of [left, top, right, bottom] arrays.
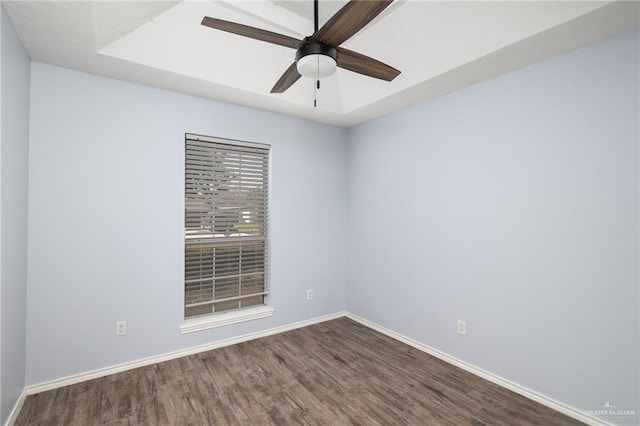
[[4, 1, 639, 127]]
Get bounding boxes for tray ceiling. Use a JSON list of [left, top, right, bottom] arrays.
[[4, 1, 639, 127]]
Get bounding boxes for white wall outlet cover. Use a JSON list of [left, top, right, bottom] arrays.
[[116, 321, 127, 336], [457, 320, 466, 335]]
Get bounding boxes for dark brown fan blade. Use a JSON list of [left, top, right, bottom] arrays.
[[201, 17, 302, 49], [271, 62, 302, 93], [336, 47, 400, 81], [313, 0, 393, 47]]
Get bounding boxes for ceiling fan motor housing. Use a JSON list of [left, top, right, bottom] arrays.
[[296, 37, 338, 79]]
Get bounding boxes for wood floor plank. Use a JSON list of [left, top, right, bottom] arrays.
[[15, 318, 585, 425]]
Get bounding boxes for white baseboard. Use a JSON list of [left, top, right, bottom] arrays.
[[24, 311, 346, 396], [5, 389, 27, 426], [344, 312, 610, 426], [16, 310, 611, 426]]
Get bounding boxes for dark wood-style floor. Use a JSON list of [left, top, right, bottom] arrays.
[[16, 318, 584, 425]]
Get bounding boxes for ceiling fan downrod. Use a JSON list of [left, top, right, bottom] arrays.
[[314, 0, 319, 33]]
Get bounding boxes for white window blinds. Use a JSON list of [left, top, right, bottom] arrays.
[[185, 134, 269, 318]]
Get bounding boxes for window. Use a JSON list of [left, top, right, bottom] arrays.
[[183, 134, 271, 330]]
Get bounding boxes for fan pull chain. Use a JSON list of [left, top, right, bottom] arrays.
[[314, 0, 319, 108], [314, 55, 320, 108]]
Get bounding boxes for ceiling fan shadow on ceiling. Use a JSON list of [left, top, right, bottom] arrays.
[[201, 0, 401, 103]]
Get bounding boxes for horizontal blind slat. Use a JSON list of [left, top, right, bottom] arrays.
[[185, 292, 268, 308]]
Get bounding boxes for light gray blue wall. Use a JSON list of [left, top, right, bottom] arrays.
[[20, 23, 640, 425], [347, 28, 639, 422], [26, 63, 348, 385], [0, 6, 30, 424]]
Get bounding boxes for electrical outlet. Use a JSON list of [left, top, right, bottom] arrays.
[[306, 289, 313, 300], [457, 320, 466, 335], [116, 321, 127, 336]]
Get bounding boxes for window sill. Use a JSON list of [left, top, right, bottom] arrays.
[[180, 306, 274, 334]]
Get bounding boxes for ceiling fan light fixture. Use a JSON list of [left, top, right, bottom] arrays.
[[295, 39, 338, 79], [297, 54, 337, 78]]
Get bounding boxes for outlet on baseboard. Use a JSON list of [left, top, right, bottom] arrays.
[[306, 289, 313, 300], [116, 321, 126, 336], [457, 320, 466, 335]]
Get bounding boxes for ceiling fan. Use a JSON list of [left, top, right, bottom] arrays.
[[201, 0, 401, 94]]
